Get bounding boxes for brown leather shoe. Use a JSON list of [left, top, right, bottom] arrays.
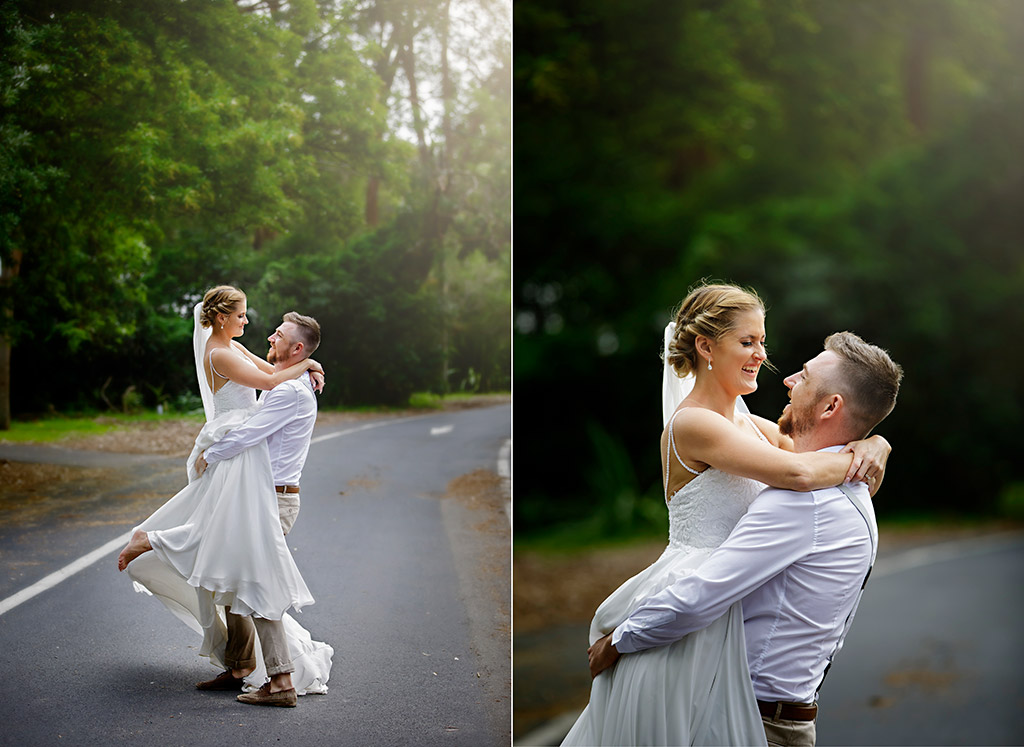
[[196, 669, 245, 691], [237, 683, 297, 708]]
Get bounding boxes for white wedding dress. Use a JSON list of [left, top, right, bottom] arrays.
[[562, 334, 767, 745], [125, 306, 332, 694]]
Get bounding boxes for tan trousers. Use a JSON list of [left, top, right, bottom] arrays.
[[277, 491, 300, 536], [222, 490, 300, 676], [762, 715, 816, 747]]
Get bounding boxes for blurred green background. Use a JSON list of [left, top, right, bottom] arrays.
[[0, 0, 510, 421], [514, 0, 1024, 543]]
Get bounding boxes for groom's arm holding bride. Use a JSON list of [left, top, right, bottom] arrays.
[[194, 373, 316, 477], [196, 312, 323, 478], [588, 479, 843, 678]]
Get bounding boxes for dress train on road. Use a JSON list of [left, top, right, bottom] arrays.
[[126, 407, 332, 694]]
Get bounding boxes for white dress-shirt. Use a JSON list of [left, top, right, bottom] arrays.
[[204, 374, 317, 486], [612, 446, 876, 704]]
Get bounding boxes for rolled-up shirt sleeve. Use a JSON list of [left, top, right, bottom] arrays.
[[204, 386, 298, 466], [612, 487, 815, 654]]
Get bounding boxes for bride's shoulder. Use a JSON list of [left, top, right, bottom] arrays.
[[668, 405, 730, 441], [671, 406, 780, 449], [204, 340, 229, 359], [206, 343, 250, 375]]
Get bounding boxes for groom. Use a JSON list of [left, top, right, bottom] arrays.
[[588, 331, 902, 746], [193, 311, 322, 708]]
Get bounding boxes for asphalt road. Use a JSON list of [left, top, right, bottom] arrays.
[[0, 403, 511, 746], [515, 529, 1024, 746], [815, 532, 1024, 745]]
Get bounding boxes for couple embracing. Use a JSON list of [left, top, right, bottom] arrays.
[[118, 285, 330, 708], [562, 282, 903, 746]]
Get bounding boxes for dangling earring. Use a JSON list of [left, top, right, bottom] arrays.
[[707, 359, 713, 371]]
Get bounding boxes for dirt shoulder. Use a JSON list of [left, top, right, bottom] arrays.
[[0, 396, 511, 518]]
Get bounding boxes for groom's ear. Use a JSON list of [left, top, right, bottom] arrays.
[[819, 393, 843, 420]]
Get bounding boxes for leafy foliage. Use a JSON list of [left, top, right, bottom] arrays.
[[515, 0, 1024, 532], [2, 0, 510, 415]]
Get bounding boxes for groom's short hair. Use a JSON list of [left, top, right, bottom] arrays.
[[283, 312, 321, 356], [824, 331, 903, 439]]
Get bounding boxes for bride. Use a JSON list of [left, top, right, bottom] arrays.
[[561, 282, 889, 746], [117, 285, 333, 695]]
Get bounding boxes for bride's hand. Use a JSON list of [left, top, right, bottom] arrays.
[[841, 435, 890, 488], [310, 370, 325, 394], [305, 358, 324, 375]]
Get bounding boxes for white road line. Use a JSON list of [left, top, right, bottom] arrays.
[[872, 530, 1024, 579], [309, 415, 423, 445], [430, 425, 454, 436], [0, 531, 131, 617], [0, 414, 425, 618], [514, 710, 581, 747], [498, 439, 512, 525]]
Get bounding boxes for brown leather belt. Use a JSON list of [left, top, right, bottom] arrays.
[[275, 485, 300, 494], [757, 700, 818, 722]]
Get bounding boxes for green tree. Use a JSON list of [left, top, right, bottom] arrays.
[[245, 216, 442, 405], [514, 0, 1024, 533], [2, 0, 510, 418], [351, 0, 511, 393], [1, 0, 383, 415]]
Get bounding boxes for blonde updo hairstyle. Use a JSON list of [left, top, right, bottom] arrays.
[[200, 285, 246, 329], [666, 282, 767, 377]]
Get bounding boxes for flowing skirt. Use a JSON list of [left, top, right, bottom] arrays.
[[126, 408, 333, 694], [562, 545, 766, 746]]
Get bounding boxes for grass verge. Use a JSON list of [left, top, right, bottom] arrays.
[[0, 411, 205, 443]]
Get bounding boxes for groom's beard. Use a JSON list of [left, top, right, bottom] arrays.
[[267, 347, 278, 365], [778, 400, 816, 438]]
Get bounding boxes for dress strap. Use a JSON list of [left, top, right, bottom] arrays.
[[740, 412, 770, 443], [208, 348, 228, 393], [664, 408, 705, 499]]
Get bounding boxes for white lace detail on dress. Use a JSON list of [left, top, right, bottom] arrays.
[[664, 411, 769, 551], [666, 469, 765, 551], [209, 354, 258, 418]]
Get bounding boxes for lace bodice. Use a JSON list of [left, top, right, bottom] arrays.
[[212, 379, 257, 418], [663, 407, 769, 551], [208, 350, 258, 418], [666, 469, 765, 551]]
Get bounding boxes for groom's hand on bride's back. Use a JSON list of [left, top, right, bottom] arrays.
[[588, 633, 621, 678]]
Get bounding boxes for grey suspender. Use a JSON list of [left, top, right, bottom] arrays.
[[838, 482, 878, 581], [816, 483, 877, 694]]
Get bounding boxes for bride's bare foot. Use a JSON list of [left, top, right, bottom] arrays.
[[117, 530, 152, 571]]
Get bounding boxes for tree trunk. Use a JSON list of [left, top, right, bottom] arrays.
[[904, 27, 929, 134], [0, 250, 23, 430], [0, 334, 10, 431], [363, 15, 408, 228], [365, 175, 380, 226], [438, 0, 453, 394], [401, 42, 433, 169]]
